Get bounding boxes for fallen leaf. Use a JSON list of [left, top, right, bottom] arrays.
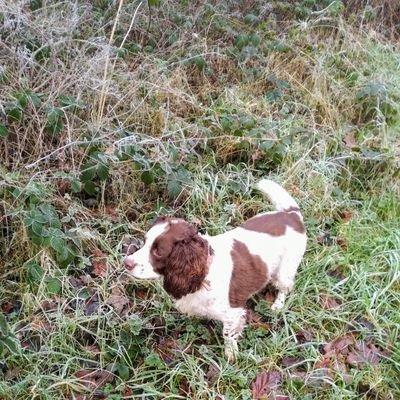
[[1, 302, 14, 314], [324, 335, 355, 355], [336, 238, 348, 249], [336, 209, 354, 222], [251, 371, 281, 400], [91, 248, 107, 258], [178, 377, 191, 397], [156, 338, 180, 364], [84, 299, 100, 316], [347, 341, 388, 367], [320, 294, 341, 310], [84, 345, 100, 354], [315, 355, 332, 370], [123, 386, 134, 396], [41, 298, 60, 311], [206, 363, 220, 385], [295, 329, 313, 344], [92, 259, 107, 277], [247, 309, 264, 324], [343, 132, 357, 148], [104, 207, 119, 223], [79, 274, 93, 285], [252, 322, 272, 331], [29, 315, 53, 332], [348, 318, 375, 335], [89, 246, 108, 277], [69, 277, 84, 289], [281, 357, 304, 369], [106, 287, 130, 314], [288, 370, 307, 380], [75, 368, 114, 392], [327, 266, 347, 281], [135, 289, 149, 300]]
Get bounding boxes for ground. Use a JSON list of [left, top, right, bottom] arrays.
[[0, 1, 399, 399]]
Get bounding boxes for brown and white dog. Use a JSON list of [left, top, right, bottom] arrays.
[[124, 180, 307, 361]]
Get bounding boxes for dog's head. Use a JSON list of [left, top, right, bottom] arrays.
[[124, 217, 209, 298]]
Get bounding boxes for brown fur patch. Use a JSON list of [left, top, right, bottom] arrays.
[[229, 240, 269, 308], [150, 220, 209, 299], [241, 211, 305, 236]]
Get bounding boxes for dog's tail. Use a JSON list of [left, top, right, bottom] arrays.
[[256, 179, 300, 212]]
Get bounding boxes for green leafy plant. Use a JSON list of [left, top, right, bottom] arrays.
[[0, 314, 18, 357], [80, 152, 112, 195], [23, 204, 79, 266]]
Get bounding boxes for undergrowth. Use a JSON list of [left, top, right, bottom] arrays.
[[1, 1, 399, 399]]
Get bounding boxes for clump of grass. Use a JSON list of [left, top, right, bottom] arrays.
[[1, 1, 400, 399]]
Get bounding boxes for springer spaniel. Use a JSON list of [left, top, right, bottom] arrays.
[[124, 180, 307, 361]]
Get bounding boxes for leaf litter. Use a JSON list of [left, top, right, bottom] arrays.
[[251, 371, 288, 400]]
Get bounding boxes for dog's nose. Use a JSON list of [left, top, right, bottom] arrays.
[[124, 257, 137, 271]]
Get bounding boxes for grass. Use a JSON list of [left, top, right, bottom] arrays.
[[1, 0, 400, 399]]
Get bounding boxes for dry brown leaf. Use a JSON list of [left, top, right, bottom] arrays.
[[336, 209, 354, 222], [106, 287, 130, 314], [104, 207, 119, 223], [347, 341, 388, 367], [84, 299, 100, 316], [89, 245, 108, 277], [252, 322, 272, 331], [281, 357, 304, 368], [247, 309, 264, 323], [92, 259, 107, 277], [321, 294, 341, 310], [343, 132, 357, 148], [84, 345, 100, 354], [324, 335, 355, 355], [251, 371, 281, 400], [156, 338, 181, 364], [206, 364, 220, 385], [295, 329, 313, 344], [69, 277, 84, 289], [75, 368, 114, 391], [336, 238, 349, 249], [1, 301, 14, 313], [29, 315, 53, 332]]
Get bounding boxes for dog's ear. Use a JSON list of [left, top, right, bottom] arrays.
[[162, 224, 209, 299], [151, 240, 170, 261]]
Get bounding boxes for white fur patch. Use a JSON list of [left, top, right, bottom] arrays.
[[124, 222, 169, 280]]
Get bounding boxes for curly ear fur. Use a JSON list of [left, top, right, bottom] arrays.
[[162, 235, 209, 299]]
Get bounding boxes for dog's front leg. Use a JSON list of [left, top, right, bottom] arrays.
[[222, 308, 247, 362]]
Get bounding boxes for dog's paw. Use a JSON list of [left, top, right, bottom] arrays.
[[224, 340, 238, 363]]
